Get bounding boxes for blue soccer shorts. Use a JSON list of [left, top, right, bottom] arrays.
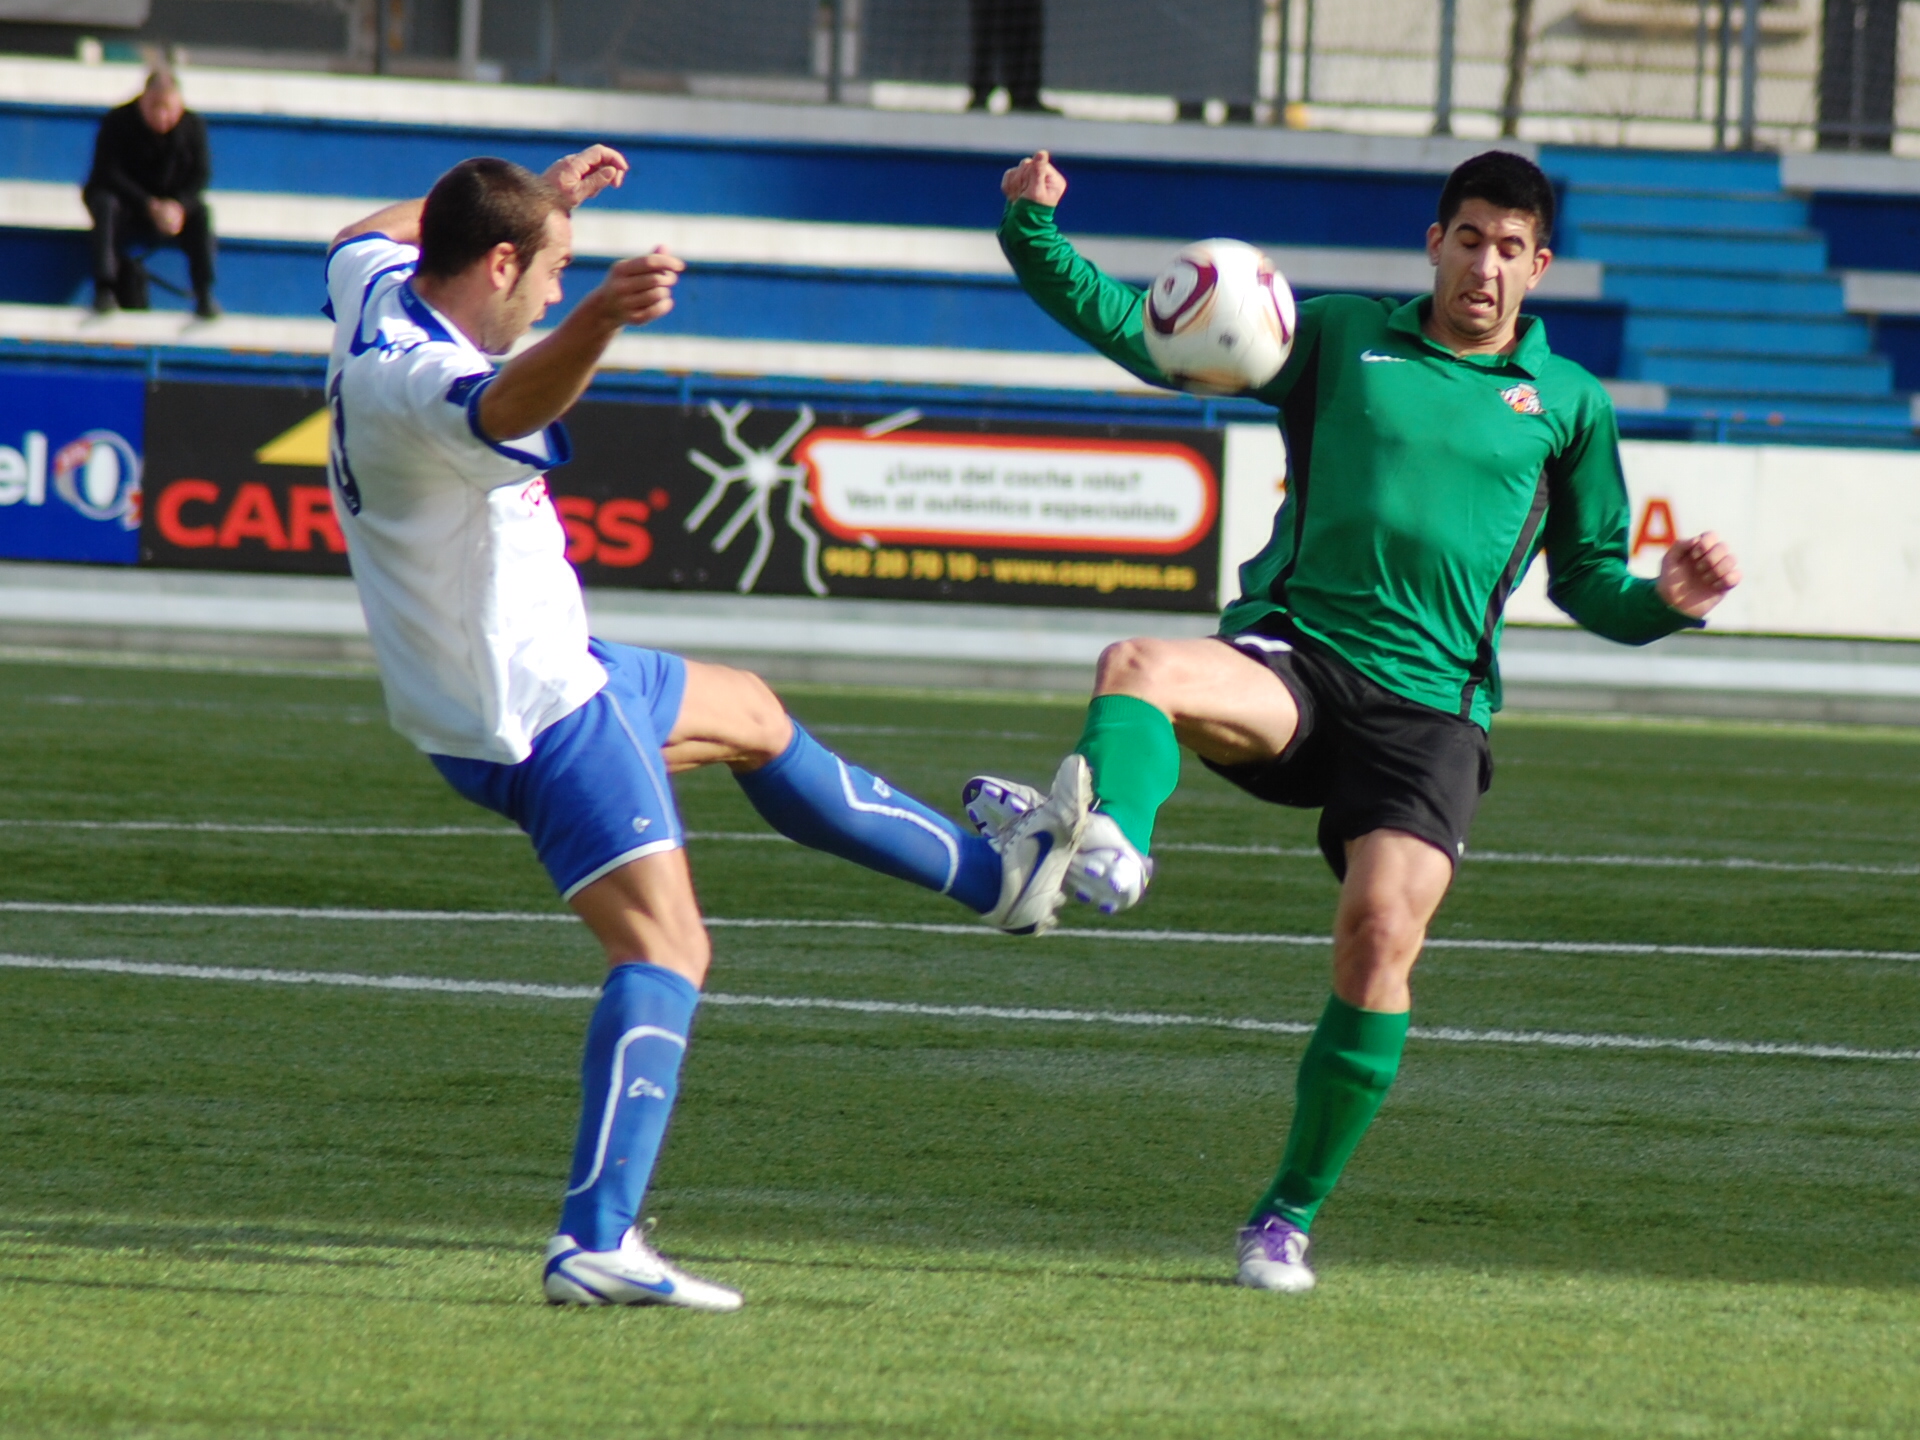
[[431, 639, 689, 900]]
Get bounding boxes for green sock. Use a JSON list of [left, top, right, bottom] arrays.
[[1073, 693, 1180, 853], [1249, 995, 1409, 1231]]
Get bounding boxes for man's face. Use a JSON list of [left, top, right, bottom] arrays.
[[480, 209, 572, 354], [139, 83, 185, 134], [1425, 198, 1551, 349]]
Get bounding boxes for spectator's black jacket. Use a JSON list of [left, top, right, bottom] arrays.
[[85, 101, 210, 206]]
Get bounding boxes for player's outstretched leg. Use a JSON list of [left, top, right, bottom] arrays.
[[544, 958, 742, 1312], [732, 719, 1091, 936], [970, 636, 1293, 916], [964, 691, 1169, 915]]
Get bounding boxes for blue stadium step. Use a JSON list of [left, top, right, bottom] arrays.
[[1661, 388, 1916, 430], [1566, 223, 1828, 274], [1540, 146, 1781, 193], [0, 225, 1629, 376], [0, 102, 1448, 250], [1602, 266, 1846, 315], [1627, 348, 1892, 396], [1558, 186, 1806, 235], [1623, 310, 1872, 357]]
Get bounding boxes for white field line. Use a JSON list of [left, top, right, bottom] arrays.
[[2, 952, 1913, 1063], [0, 819, 521, 838], [2, 817, 1909, 878], [2, 900, 1918, 964]]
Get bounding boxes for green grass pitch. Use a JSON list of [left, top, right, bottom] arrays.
[[1, 653, 1917, 1437]]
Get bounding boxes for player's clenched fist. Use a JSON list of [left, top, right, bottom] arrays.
[[1002, 150, 1067, 206], [545, 145, 629, 209], [594, 247, 685, 328], [1656, 530, 1742, 618]]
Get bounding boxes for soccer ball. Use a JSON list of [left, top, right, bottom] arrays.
[[1141, 239, 1296, 396]]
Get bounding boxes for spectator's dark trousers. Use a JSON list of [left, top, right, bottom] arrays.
[[970, 0, 1044, 110], [84, 186, 215, 309]]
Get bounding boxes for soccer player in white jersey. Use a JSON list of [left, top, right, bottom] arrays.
[[324, 147, 1090, 1312]]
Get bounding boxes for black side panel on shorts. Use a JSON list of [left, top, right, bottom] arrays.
[[1460, 468, 1552, 718], [1271, 334, 1323, 605]]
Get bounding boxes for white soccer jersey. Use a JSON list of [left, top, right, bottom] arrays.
[[323, 234, 606, 764]]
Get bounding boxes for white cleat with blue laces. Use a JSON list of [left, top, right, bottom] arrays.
[[543, 1227, 743, 1311], [964, 773, 1152, 916], [979, 754, 1092, 935]]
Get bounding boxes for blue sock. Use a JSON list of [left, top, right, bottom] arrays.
[[733, 723, 1001, 914], [556, 962, 700, 1252]]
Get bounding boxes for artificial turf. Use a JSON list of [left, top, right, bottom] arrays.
[[0, 655, 1916, 1437]]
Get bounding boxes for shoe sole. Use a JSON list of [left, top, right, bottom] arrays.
[[1234, 1265, 1316, 1293], [545, 1266, 741, 1310]]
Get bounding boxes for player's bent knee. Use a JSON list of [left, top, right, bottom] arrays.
[[719, 667, 792, 762], [676, 662, 796, 767], [1095, 637, 1174, 698]]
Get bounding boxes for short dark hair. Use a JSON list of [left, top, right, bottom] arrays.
[[1436, 151, 1555, 246], [417, 157, 565, 282]]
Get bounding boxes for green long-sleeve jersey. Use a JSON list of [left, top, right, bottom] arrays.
[[1000, 199, 1699, 727]]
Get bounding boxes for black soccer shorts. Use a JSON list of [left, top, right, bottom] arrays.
[[1202, 619, 1493, 880]]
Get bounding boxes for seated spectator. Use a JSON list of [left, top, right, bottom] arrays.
[[84, 69, 218, 318]]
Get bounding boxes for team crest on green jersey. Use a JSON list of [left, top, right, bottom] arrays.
[[1500, 382, 1544, 415]]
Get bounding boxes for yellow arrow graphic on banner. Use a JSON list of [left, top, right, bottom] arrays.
[[254, 409, 330, 467]]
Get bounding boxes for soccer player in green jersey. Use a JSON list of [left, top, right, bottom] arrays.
[[966, 148, 1742, 1292]]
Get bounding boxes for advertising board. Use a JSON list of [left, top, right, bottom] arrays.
[[141, 382, 344, 575], [142, 382, 1224, 612], [0, 370, 145, 565], [1504, 439, 1920, 640]]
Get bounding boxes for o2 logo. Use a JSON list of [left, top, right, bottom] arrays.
[[52, 430, 142, 527]]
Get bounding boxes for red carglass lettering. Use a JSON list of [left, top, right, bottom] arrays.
[[155, 479, 220, 548], [594, 498, 653, 567], [287, 485, 345, 552], [217, 482, 290, 550]]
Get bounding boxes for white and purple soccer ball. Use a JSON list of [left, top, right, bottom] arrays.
[[1141, 238, 1296, 396]]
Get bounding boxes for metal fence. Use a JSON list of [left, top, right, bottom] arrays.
[[39, 0, 1920, 155]]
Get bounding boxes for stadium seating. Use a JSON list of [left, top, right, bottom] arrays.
[[0, 55, 1916, 444], [1551, 148, 1910, 440]]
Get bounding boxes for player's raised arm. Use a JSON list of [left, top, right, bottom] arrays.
[[476, 246, 684, 442], [333, 198, 423, 249], [997, 151, 1168, 385], [331, 145, 627, 259]]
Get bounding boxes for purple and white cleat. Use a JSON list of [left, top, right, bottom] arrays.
[[1235, 1214, 1316, 1292]]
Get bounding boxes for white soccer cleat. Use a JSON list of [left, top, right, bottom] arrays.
[[1235, 1215, 1316, 1293], [1066, 811, 1153, 915], [961, 774, 1043, 841], [965, 773, 1152, 916], [980, 754, 1091, 936], [543, 1228, 743, 1311]]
